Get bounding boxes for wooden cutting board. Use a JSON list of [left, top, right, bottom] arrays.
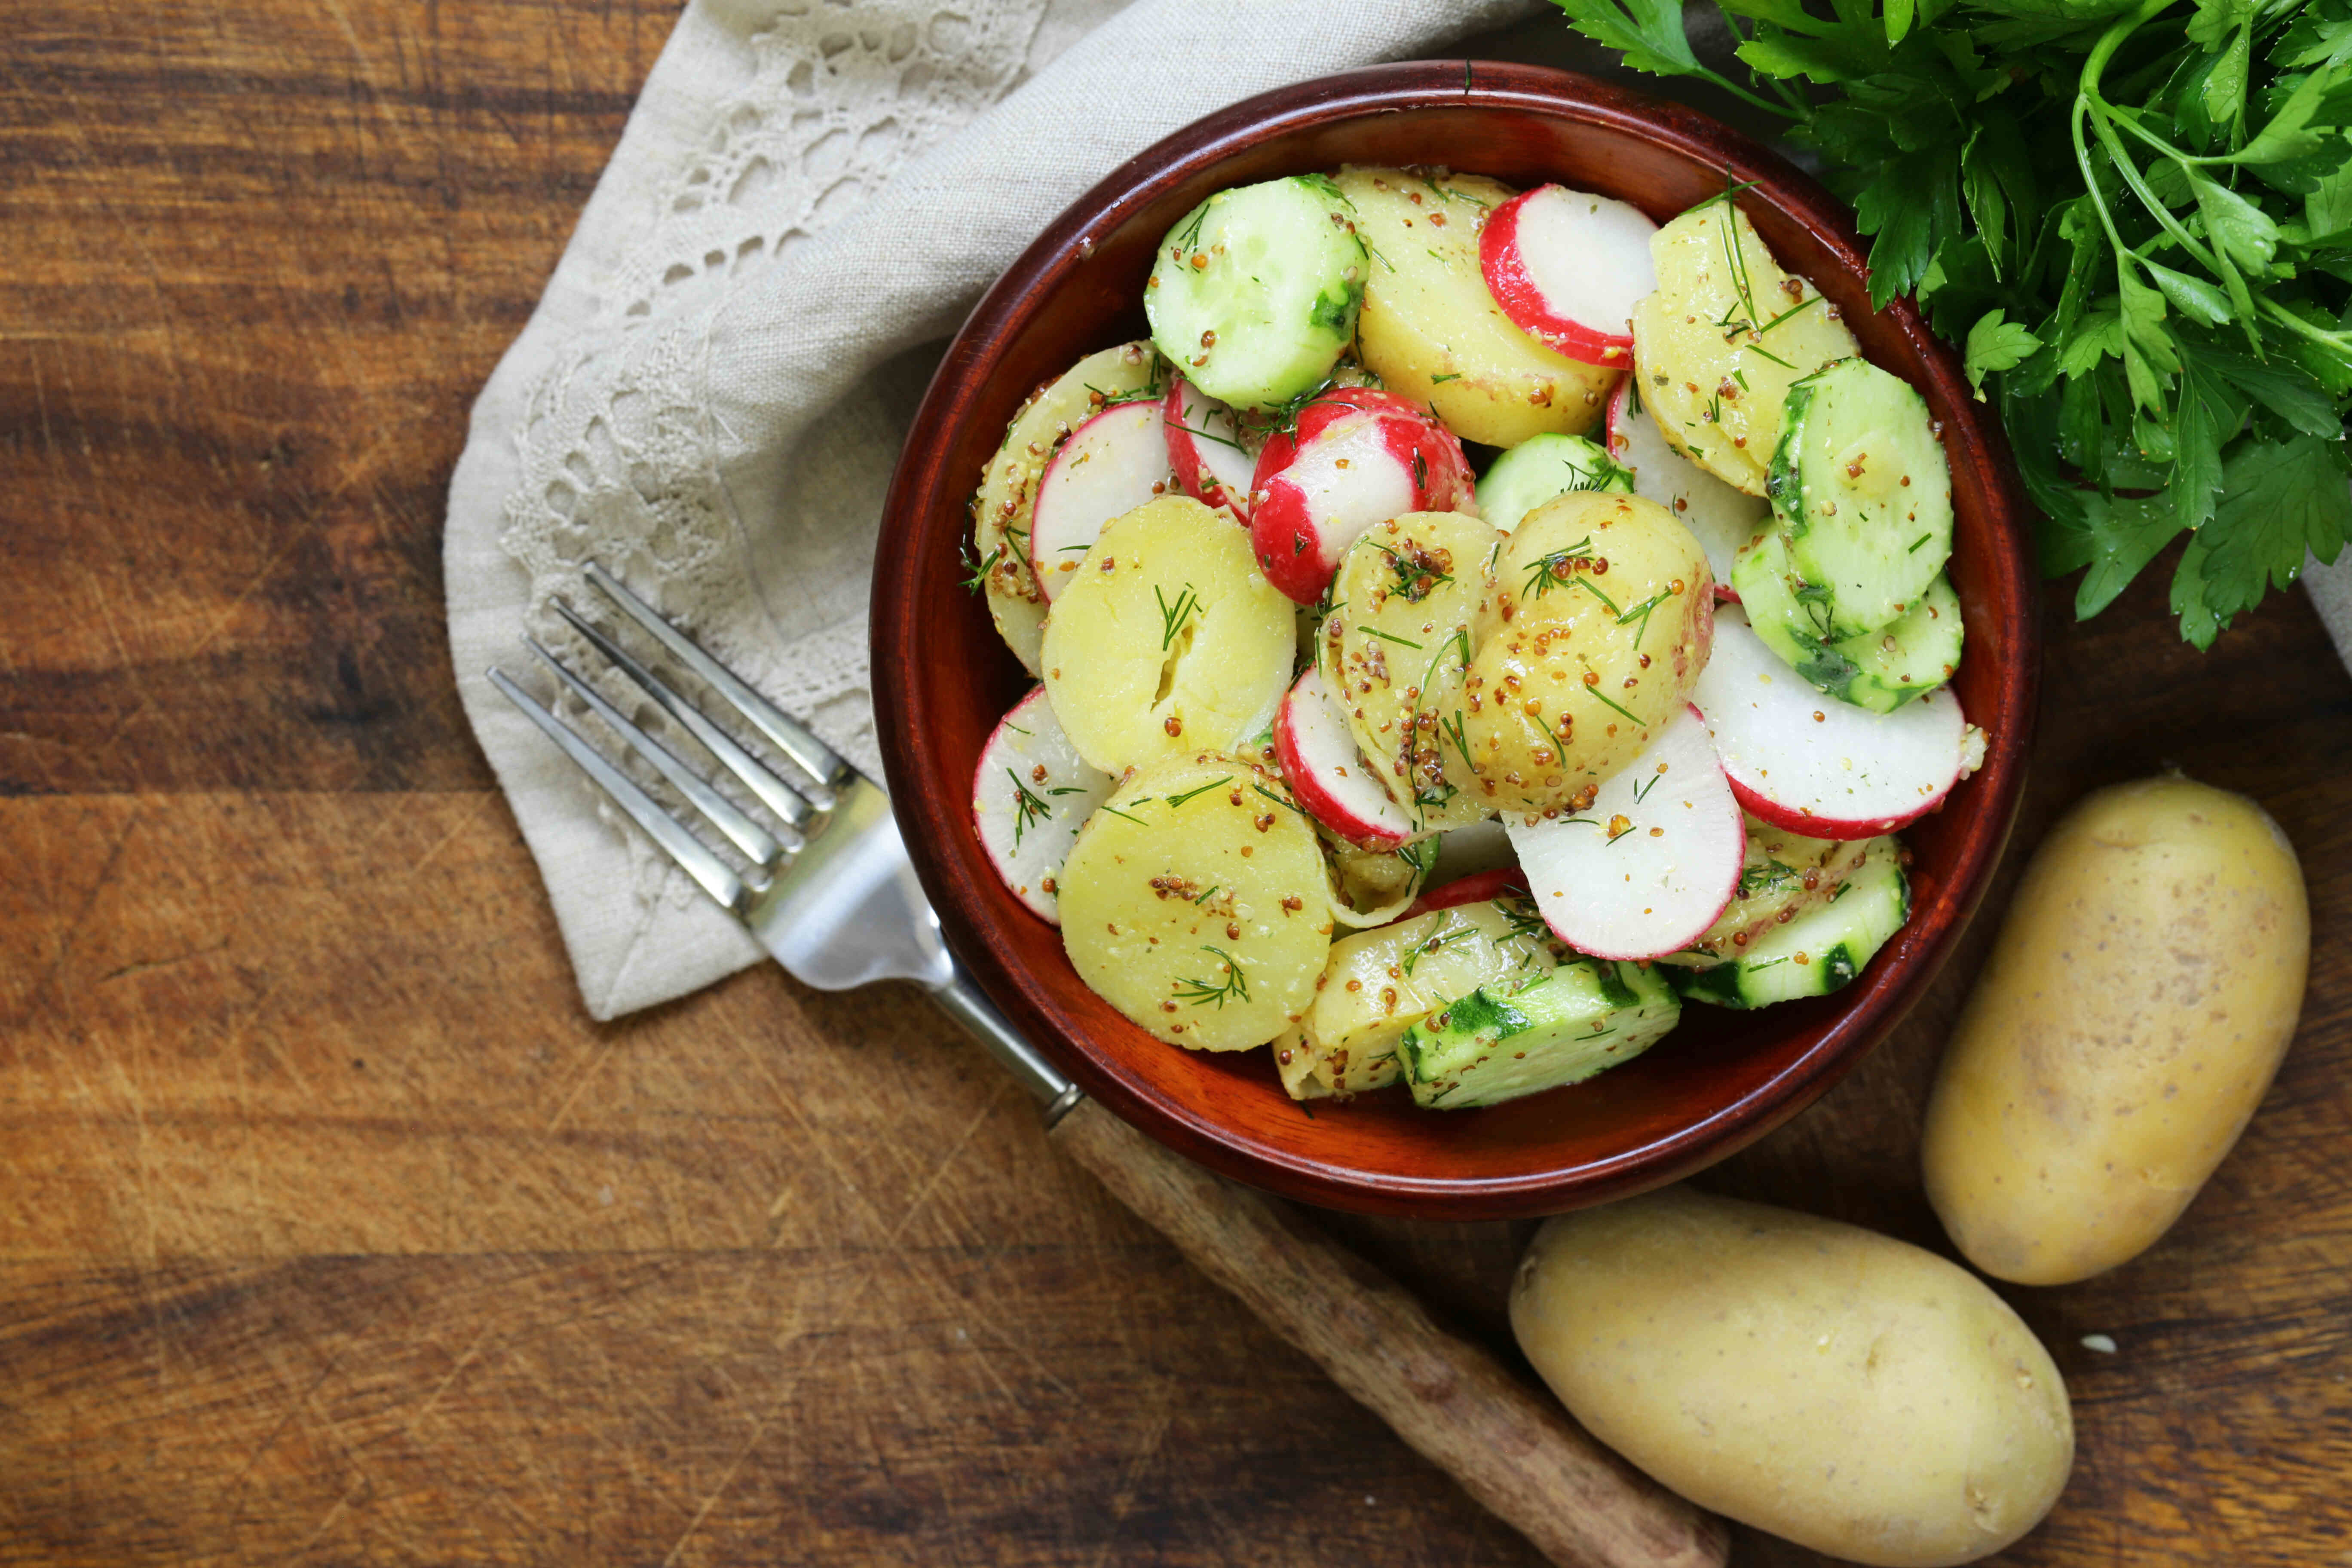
[[3, 4, 2347, 1564]]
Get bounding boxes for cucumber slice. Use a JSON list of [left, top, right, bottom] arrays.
[[1731, 530, 1963, 712], [1764, 358, 1954, 639], [1400, 959, 1680, 1109], [1676, 837, 1908, 1009], [1475, 434, 1634, 533], [1147, 177, 1367, 414], [1287, 897, 1566, 1100]]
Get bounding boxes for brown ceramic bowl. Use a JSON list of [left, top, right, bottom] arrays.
[[872, 61, 2037, 1219]]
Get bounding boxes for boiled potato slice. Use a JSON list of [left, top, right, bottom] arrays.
[[1317, 510, 1502, 838], [1332, 168, 1620, 447], [1922, 775, 2309, 1285], [1058, 753, 1332, 1050], [1272, 1024, 1334, 1100], [974, 341, 1164, 672], [1513, 1187, 2073, 1568], [1630, 202, 1856, 496], [1288, 896, 1562, 1097], [1322, 835, 1427, 928], [1041, 496, 1292, 775], [1459, 490, 1712, 815]]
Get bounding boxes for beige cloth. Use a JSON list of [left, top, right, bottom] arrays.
[[444, 0, 1544, 1019]]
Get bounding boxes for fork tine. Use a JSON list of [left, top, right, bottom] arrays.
[[488, 666, 750, 912], [548, 597, 819, 834], [585, 562, 851, 797], [524, 636, 789, 870]]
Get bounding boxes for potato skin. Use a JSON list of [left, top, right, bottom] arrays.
[[1512, 1188, 2072, 1568], [1459, 489, 1712, 814], [1921, 775, 2309, 1286]]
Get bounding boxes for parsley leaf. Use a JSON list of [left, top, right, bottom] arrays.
[[1964, 308, 2043, 395], [1549, 0, 2352, 646], [2190, 435, 2352, 631]]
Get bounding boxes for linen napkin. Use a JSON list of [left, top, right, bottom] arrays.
[[445, 0, 1544, 1020]]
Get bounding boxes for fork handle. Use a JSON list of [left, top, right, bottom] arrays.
[[1047, 1096, 1729, 1568]]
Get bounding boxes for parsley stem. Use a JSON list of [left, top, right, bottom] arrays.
[[2086, 107, 2222, 278]]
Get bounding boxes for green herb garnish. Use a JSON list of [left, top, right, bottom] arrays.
[[1550, 0, 2352, 647]]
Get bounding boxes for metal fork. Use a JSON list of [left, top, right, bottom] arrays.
[[489, 562, 1079, 1121], [487, 564, 1726, 1568]]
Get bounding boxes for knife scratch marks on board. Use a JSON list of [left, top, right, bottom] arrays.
[[1087, 1395, 1177, 1568], [875, 1077, 1011, 1250], [298, 1320, 497, 1551], [11, 801, 141, 1033], [543, 1035, 623, 1135]]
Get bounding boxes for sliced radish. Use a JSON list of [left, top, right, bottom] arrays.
[[1273, 664, 1414, 848], [1606, 374, 1768, 599], [1481, 185, 1657, 367], [1028, 401, 1177, 601], [1403, 866, 1531, 919], [1693, 609, 1969, 839], [1506, 706, 1746, 961], [971, 686, 1115, 923], [1249, 399, 1476, 604], [1163, 377, 1259, 521]]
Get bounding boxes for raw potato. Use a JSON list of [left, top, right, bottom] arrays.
[[1459, 490, 1712, 814], [1318, 511, 1502, 838], [1332, 167, 1620, 447], [1513, 1187, 2073, 1568], [1057, 753, 1332, 1050], [974, 341, 1163, 672], [1921, 775, 2309, 1286], [1631, 203, 1857, 496], [1041, 496, 1293, 775], [1285, 897, 1562, 1098]]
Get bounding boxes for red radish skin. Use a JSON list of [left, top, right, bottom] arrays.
[[1274, 665, 1416, 848], [1481, 185, 1657, 367], [1694, 610, 1968, 839], [1403, 866, 1531, 919], [1505, 705, 1746, 962], [971, 686, 1115, 923], [1163, 377, 1258, 521], [1605, 374, 1766, 600], [1027, 401, 1177, 600], [1249, 400, 1475, 604]]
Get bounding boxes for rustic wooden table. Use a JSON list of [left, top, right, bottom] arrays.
[[6, 4, 2349, 1565]]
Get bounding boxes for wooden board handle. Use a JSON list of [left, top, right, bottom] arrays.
[[1048, 1096, 1729, 1568]]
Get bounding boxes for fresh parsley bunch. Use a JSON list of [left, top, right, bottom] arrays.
[[1554, 0, 2352, 645]]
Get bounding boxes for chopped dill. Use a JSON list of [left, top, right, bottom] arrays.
[[1253, 783, 1308, 818], [1156, 582, 1201, 650], [1173, 946, 1250, 1008], [1585, 683, 1642, 724], [1166, 775, 1235, 808]]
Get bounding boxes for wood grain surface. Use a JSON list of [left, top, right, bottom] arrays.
[[3, 5, 2348, 1566]]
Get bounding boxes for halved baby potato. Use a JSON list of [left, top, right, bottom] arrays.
[[1629, 203, 1856, 497], [1332, 168, 1620, 448], [1285, 897, 1564, 1098], [1057, 753, 1333, 1050], [974, 341, 1164, 673], [1459, 489, 1713, 815], [1318, 510, 1502, 839], [1041, 496, 1293, 776]]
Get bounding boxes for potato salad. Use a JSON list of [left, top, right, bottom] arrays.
[[964, 167, 1985, 1112]]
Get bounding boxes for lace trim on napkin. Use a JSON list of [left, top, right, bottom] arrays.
[[496, 0, 1054, 901]]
